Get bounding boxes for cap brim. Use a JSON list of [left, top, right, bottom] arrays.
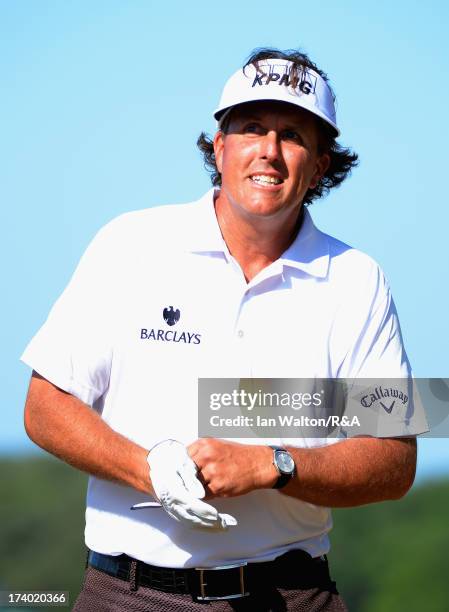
[[214, 100, 339, 138]]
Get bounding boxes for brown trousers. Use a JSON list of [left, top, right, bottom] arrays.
[[73, 565, 348, 612]]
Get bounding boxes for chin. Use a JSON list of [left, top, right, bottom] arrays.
[[244, 204, 288, 219], [243, 195, 297, 218]]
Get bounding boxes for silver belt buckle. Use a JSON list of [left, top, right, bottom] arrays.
[[195, 562, 250, 601]]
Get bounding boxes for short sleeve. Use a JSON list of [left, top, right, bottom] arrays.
[[336, 264, 429, 437], [21, 219, 122, 406]]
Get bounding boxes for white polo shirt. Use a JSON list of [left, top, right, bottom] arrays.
[[21, 189, 428, 567]]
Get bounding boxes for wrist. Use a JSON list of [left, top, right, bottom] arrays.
[[269, 445, 296, 489], [136, 448, 154, 496], [258, 445, 279, 489]]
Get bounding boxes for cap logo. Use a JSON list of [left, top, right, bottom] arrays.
[[214, 58, 339, 136], [251, 64, 317, 95]]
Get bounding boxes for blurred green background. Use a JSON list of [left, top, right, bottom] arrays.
[[1, 455, 448, 611]]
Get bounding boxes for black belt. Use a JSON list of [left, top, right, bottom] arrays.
[[88, 549, 330, 601]]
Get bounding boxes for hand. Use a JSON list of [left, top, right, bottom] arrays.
[[147, 439, 237, 530], [188, 439, 277, 498]]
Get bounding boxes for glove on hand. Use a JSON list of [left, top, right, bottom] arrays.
[[148, 439, 237, 530]]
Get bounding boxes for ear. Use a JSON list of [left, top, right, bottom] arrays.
[[309, 153, 330, 190], [213, 131, 225, 174]]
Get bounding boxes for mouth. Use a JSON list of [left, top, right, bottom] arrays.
[[250, 174, 283, 186]]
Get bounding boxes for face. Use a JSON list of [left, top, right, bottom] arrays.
[[213, 101, 330, 222]]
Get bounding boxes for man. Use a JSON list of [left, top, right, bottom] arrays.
[[22, 48, 428, 611]]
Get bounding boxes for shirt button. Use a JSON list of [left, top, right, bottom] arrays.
[[237, 329, 244, 338]]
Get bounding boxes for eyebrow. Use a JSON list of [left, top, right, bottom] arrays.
[[238, 113, 306, 130]]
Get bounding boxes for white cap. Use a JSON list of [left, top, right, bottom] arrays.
[[214, 58, 339, 137]]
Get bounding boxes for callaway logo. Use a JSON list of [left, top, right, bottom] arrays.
[[380, 401, 395, 414], [139, 305, 201, 345], [360, 386, 408, 414], [163, 306, 180, 326], [252, 63, 317, 95]]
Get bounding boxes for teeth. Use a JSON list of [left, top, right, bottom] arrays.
[[251, 175, 282, 185]]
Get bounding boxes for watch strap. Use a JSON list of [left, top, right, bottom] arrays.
[[273, 471, 292, 489]]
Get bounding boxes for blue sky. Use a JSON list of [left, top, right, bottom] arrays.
[[1, 1, 448, 480]]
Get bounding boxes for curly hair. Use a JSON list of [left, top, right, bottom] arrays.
[[197, 47, 358, 206]]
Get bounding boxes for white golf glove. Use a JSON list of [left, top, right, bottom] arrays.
[[146, 439, 237, 530]]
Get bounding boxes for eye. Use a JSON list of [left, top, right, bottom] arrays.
[[281, 129, 303, 143], [242, 122, 264, 135]]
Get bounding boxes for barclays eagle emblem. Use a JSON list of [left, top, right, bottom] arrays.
[[163, 306, 180, 327]]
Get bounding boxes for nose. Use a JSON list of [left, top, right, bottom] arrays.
[[259, 130, 281, 162]]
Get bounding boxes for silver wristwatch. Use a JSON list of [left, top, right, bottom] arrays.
[[269, 445, 296, 489]]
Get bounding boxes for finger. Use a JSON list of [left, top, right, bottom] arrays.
[[168, 503, 206, 526], [180, 495, 221, 522], [218, 513, 238, 528], [184, 508, 231, 531], [161, 490, 236, 530], [160, 484, 218, 520], [168, 501, 226, 530], [168, 490, 229, 526], [182, 497, 237, 531]]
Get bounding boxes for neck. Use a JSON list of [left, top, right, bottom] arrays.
[[214, 191, 303, 282]]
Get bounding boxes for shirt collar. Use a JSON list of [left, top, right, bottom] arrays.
[[188, 188, 330, 279], [188, 188, 228, 253], [280, 207, 330, 278]]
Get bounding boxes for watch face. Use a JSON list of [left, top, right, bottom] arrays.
[[276, 451, 295, 474]]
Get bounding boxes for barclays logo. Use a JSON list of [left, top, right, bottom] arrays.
[[163, 306, 180, 326], [139, 304, 201, 345]]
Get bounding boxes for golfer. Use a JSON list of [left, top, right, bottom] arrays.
[[22, 47, 428, 611]]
